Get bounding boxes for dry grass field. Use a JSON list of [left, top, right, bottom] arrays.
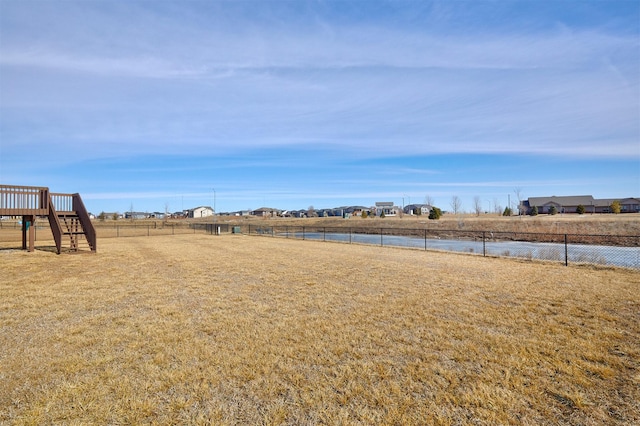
[[1, 234, 639, 425]]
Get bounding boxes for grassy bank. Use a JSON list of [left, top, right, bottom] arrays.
[[196, 213, 640, 236], [1, 235, 638, 424]]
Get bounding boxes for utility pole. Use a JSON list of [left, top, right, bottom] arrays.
[[212, 188, 216, 216]]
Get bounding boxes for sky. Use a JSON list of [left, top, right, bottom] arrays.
[[1, 0, 638, 215]]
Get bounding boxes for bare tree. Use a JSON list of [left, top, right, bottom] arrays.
[[450, 196, 462, 215], [473, 196, 482, 216], [493, 198, 502, 215], [514, 187, 525, 216], [307, 205, 316, 217], [424, 195, 435, 207]]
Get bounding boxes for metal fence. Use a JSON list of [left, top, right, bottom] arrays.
[[97, 222, 213, 238], [237, 224, 640, 270], [0, 220, 207, 239], [2, 219, 638, 269]]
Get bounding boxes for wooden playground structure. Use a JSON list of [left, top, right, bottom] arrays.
[[0, 184, 96, 254]]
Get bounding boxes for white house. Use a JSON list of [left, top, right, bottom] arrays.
[[375, 202, 399, 216], [188, 206, 214, 218]]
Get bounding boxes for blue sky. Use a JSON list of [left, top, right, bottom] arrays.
[[1, 0, 638, 214]]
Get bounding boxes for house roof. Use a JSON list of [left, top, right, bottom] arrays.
[[528, 196, 594, 206], [252, 207, 281, 212]]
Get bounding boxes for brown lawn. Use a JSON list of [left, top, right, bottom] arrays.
[[1, 234, 638, 425]]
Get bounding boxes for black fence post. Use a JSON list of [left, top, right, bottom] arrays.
[[564, 234, 568, 266], [323, 227, 326, 242], [380, 228, 383, 246], [303, 226, 305, 240], [424, 229, 427, 251]]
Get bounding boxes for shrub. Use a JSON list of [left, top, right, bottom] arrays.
[[610, 200, 621, 214], [548, 205, 557, 215], [380, 211, 386, 218], [529, 206, 538, 216], [576, 204, 585, 215], [503, 207, 512, 216], [361, 211, 368, 219], [429, 207, 442, 220]]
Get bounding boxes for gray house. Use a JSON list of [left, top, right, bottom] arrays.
[[251, 207, 281, 217], [522, 196, 640, 214], [403, 204, 432, 215]]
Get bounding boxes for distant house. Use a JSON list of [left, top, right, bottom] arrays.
[[522, 196, 640, 214], [596, 198, 640, 213], [125, 211, 149, 220], [338, 206, 366, 217], [187, 206, 214, 218], [98, 212, 122, 220], [403, 204, 432, 216], [315, 208, 343, 217], [251, 207, 281, 217], [375, 202, 399, 217]]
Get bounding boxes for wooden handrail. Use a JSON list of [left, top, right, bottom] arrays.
[[51, 193, 74, 212], [0, 184, 49, 216], [48, 198, 63, 254], [73, 193, 97, 252]]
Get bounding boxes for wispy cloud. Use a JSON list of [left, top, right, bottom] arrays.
[[2, 18, 635, 75], [1, 1, 638, 212]]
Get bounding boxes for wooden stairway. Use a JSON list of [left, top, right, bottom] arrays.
[[57, 213, 92, 252], [48, 193, 97, 254]]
